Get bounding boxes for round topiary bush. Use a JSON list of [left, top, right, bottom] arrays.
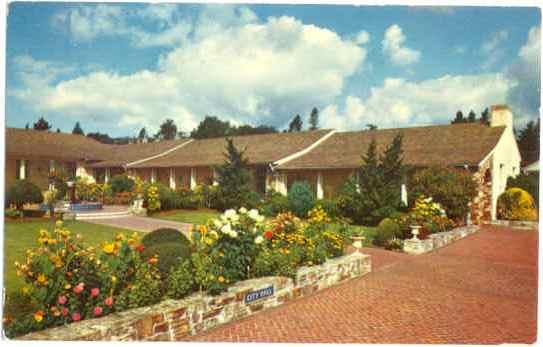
[[497, 188, 538, 221], [288, 181, 315, 218], [6, 180, 43, 210], [373, 217, 401, 247], [141, 228, 192, 276], [110, 174, 135, 194]]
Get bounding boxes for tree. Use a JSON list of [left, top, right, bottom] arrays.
[[33, 117, 52, 131], [467, 110, 477, 123], [72, 122, 84, 135], [288, 114, 303, 132], [138, 127, 148, 142], [366, 124, 378, 130], [6, 180, 44, 211], [234, 124, 277, 136], [190, 116, 232, 139], [309, 107, 319, 130], [156, 119, 178, 140], [451, 111, 465, 124], [25, 123, 29, 130], [480, 108, 489, 125], [214, 138, 253, 210], [87, 132, 114, 144], [516, 119, 540, 165], [56, 128, 61, 133]]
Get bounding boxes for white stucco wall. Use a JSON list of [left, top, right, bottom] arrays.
[[484, 126, 521, 220], [77, 162, 96, 183]]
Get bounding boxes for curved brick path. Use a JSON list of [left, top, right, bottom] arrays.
[[185, 225, 538, 344]]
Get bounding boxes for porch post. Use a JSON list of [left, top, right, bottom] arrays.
[[150, 168, 156, 183], [316, 171, 324, 199], [212, 168, 219, 186], [19, 159, 26, 180], [105, 168, 111, 184], [190, 168, 197, 190], [273, 173, 288, 196], [169, 168, 176, 189]]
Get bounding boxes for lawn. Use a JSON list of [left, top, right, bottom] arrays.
[[153, 208, 220, 225], [3, 219, 141, 296]]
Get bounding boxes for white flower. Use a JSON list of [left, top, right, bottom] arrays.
[[224, 209, 237, 219], [238, 207, 248, 214], [256, 215, 265, 223], [254, 236, 264, 244], [221, 224, 232, 235], [229, 230, 238, 238], [230, 214, 240, 222], [213, 219, 223, 228], [248, 209, 260, 220]]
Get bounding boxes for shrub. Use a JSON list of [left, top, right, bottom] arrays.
[[6, 180, 43, 210], [167, 260, 195, 299], [409, 167, 477, 222], [110, 174, 135, 194], [178, 188, 202, 209], [259, 190, 289, 217], [114, 262, 162, 311], [141, 228, 192, 276], [497, 188, 538, 221], [315, 198, 339, 219], [75, 178, 104, 202], [142, 228, 191, 247], [252, 246, 303, 279], [373, 218, 401, 248], [507, 173, 539, 207], [155, 183, 177, 210], [288, 181, 315, 217], [5, 208, 22, 218], [144, 183, 161, 212]]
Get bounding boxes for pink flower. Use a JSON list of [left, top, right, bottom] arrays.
[[73, 282, 85, 294], [93, 306, 103, 317], [71, 312, 81, 321], [61, 307, 69, 316], [104, 297, 113, 307], [57, 295, 67, 305], [90, 287, 100, 297]]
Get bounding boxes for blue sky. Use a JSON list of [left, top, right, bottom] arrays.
[[6, 2, 541, 137]]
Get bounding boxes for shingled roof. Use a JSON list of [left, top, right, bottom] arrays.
[[128, 130, 333, 168], [276, 123, 506, 170], [6, 127, 110, 161]]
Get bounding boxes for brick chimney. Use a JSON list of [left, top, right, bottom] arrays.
[[489, 104, 513, 129]]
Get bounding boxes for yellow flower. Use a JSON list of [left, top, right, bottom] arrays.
[[115, 233, 125, 241], [33, 310, 44, 322], [111, 275, 118, 283], [37, 273, 48, 286], [55, 220, 63, 228], [65, 284, 71, 290], [21, 286, 30, 295], [218, 276, 225, 283], [103, 243, 115, 254]]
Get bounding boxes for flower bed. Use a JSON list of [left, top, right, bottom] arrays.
[[403, 225, 479, 255], [19, 252, 371, 341]]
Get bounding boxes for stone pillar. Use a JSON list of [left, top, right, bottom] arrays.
[[190, 168, 197, 190], [150, 168, 156, 183], [316, 172, 324, 200], [169, 168, 176, 190], [105, 168, 111, 184], [19, 159, 26, 180]]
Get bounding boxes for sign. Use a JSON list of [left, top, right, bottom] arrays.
[[244, 285, 274, 304]]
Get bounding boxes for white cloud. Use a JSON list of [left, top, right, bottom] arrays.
[[453, 46, 466, 55], [14, 10, 366, 134], [321, 74, 514, 130], [519, 26, 540, 66], [481, 30, 509, 70], [353, 30, 370, 45], [382, 24, 420, 66], [482, 30, 508, 53]]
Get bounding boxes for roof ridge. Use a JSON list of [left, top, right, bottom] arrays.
[[273, 130, 337, 168], [125, 139, 194, 168]]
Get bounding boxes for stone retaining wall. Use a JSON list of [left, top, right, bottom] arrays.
[[403, 225, 479, 255], [19, 253, 371, 341], [489, 220, 538, 230]]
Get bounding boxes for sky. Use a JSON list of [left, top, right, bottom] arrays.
[[5, 2, 542, 137]]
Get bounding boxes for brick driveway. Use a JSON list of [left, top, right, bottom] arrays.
[[185, 225, 538, 344]]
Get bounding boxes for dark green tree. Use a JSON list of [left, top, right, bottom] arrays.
[[366, 124, 378, 130], [234, 124, 277, 136], [156, 119, 178, 140], [467, 110, 477, 123], [25, 123, 29, 130], [72, 122, 84, 135], [516, 119, 540, 165], [480, 108, 489, 125], [138, 127, 148, 142], [214, 138, 253, 210], [56, 128, 61, 133], [451, 111, 465, 124], [288, 114, 303, 132], [33, 117, 52, 131], [87, 132, 114, 144], [309, 107, 319, 130], [190, 116, 232, 139]]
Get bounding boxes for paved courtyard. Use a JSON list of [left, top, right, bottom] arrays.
[[185, 225, 538, 344], [86, 216, 192, 235]]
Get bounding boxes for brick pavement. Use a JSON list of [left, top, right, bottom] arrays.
[[185, 225, 538, 344]]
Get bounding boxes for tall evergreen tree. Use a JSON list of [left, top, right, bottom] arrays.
[[467, 110, 477, 123], [215, 138, 252, 210], [366, 124, 378, 130], [33, 117, 52, 131], [25, 123, 29, 130], [156, 119, 178, 140], [517, 119, 540, 165], [309, 107, 319, 130], [56, 128, 61, 133], [480, 108, 489, 125], [138, 127, 148, 142], [72, 122, 84, 135], [288, 114, 303, 132], [451, 111, 465, 124]]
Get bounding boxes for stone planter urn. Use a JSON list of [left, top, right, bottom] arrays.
[[351, 235, 365, 253], [409, 225, 421, 240]]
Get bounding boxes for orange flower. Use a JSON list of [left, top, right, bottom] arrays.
[[34, 310, 44, 322]]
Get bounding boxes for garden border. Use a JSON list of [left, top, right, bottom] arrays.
[[403, 225, 480, 255], [19, 252, 371, 341], [489, 220, 538, 230]]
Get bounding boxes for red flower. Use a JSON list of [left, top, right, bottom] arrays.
[[104, 297, 113, 307], [73, 282, 85, 294], [71, 312, 81, 321], [57, 295, 67, 305], [61, 307, 69, 317], [263, 230, 273, 240], [93, 306, 103, 316], [90, 287, 100, 297], [136, 244, 145, 253]]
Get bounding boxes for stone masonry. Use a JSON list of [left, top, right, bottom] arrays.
[[403, 225, 479, 255], [19, 252, 371, 341], [470, 158, 493, 224]]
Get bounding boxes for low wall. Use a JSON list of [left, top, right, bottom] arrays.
[[403, 225, 479, 255], [489, 220, 538, 230], [20, 252, 371, 341]]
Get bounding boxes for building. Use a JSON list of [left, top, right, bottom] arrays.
[[5, 105, 522, 223]]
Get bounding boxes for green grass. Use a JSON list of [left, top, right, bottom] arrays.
[[328, 223, 378, 247], [153, 208, 220, 225], [3, 219, 140, 296]]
